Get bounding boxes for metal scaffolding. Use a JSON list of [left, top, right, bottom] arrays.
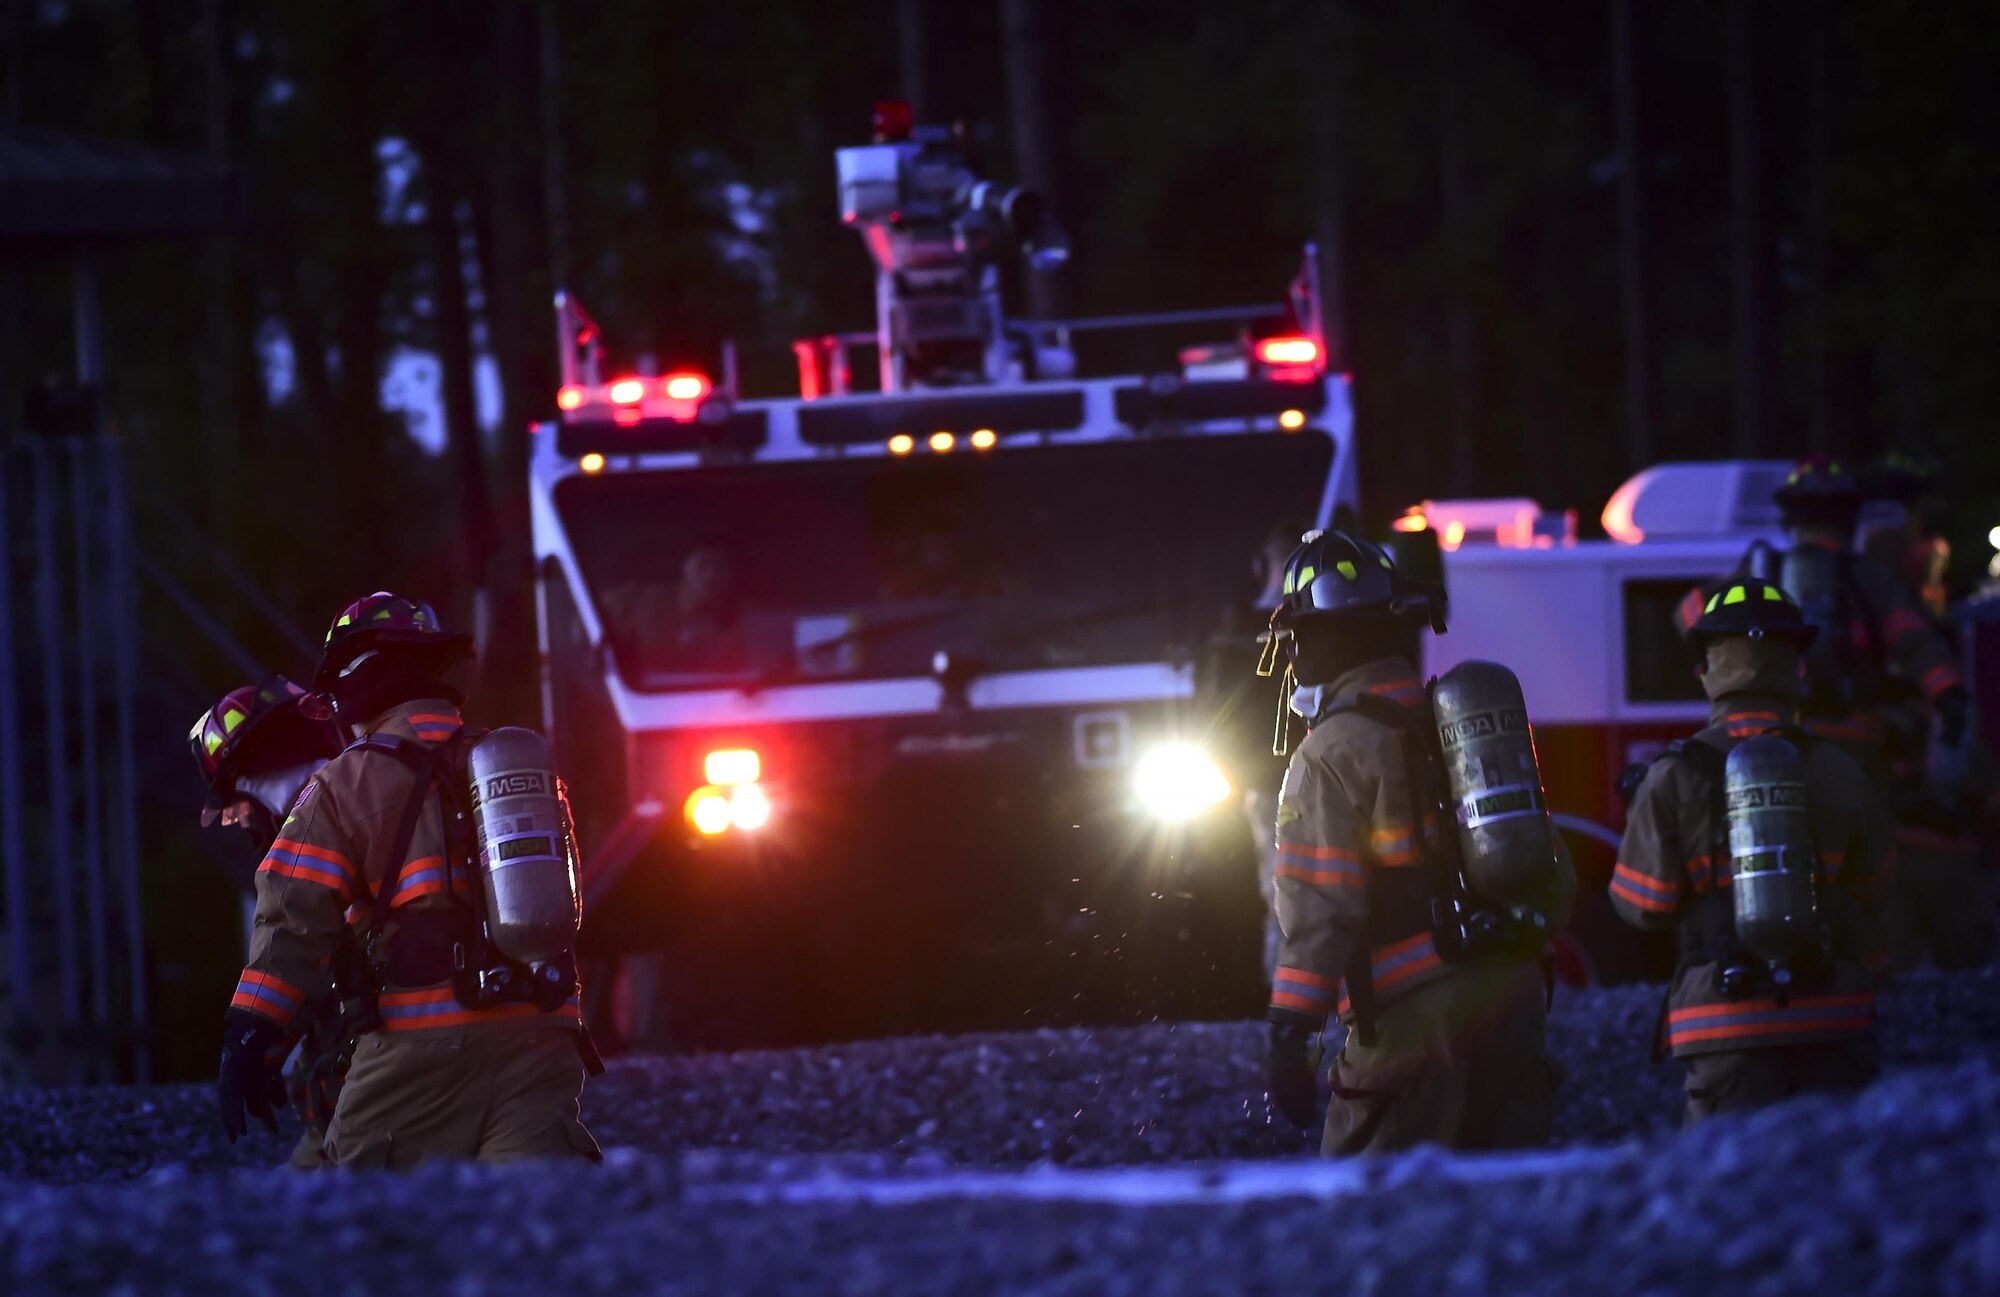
[[1, 263, 151, 1083]]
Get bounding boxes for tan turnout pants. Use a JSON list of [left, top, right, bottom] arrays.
[[322, 1021, 600, 1169], [1322, 962, 1556, 1156], [1681, 1039, 1878, 1125]]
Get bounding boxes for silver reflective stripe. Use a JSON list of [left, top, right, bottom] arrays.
[[1455, 783, 1546, 830]]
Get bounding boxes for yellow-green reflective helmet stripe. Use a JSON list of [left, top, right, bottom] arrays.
[[1722, 585, 1748, 605], [1335, 560, 1357, 580]]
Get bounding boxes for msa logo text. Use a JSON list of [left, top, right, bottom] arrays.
[[484, 770, 551, 801], [1440, 713, 1497, 747]]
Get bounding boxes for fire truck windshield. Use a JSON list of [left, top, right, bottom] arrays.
[[555, 431, 1334, 690]]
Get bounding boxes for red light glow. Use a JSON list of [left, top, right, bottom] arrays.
[[1256, 336, 1321, 368], [556, 385, 586, 411], [607, 378, 646, 405], [1392, 509, 1429, 534], [663, 373, 710, 402], [613, 408, 643, 427], [872, 100, 914, 142]]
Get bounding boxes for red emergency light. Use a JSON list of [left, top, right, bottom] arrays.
[[872, 100, 914, 142], [607, 377, 647, 405], [662, 372, 711, 402], [556, 385, 587, 412], [1255, 336, 1321, 368]]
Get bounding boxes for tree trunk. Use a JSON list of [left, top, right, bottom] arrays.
[[1805, 0, 1830, 453], [999, 0, 1063, 320], [1438, 0, 1477, 495], [1727, 0, 1767, 457], [427, 169, 491, 606], [198, 0, 241, 542], [538, 0, 574, 298], [1611, 0, 1652, 473], [899, 0, 930, 121], [1310, 6, 1349, 375]]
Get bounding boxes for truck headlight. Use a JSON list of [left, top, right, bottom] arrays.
[[1132, 744, 1231, 820]]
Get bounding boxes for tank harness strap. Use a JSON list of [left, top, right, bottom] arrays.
[[1655, 736, 1731, 961], [347, 734, 447, 914], [1319, 691, 1432, 1050], [1642, 737, 1732, 1060]]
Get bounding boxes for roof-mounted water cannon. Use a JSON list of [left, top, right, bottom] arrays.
[[835, 101, 1072, 394]]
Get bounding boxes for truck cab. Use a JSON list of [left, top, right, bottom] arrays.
[[530, 107, 1356, 1048]]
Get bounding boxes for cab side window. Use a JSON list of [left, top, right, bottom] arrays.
[[1623, 579, 1707, 704]]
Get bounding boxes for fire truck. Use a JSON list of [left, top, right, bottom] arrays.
[[1401, 460, 1908, 983], [530, 105, 1356, 1047]]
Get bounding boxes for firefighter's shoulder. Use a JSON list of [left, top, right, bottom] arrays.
[[314, 732, 429, 825], [1295, 707, 1403, 802], [1628, 740, 1710, 810]]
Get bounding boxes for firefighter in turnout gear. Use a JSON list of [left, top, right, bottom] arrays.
[[1616, 577, 1894, 1123], [1761, 455, 1990, 971], [216, 594, 600, 1167], [191, 677, 346, 1166], [1259, 530, 1573, 1155]]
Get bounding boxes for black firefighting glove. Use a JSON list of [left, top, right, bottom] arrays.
[[1938, 687, 1972, 751], [1266, 1015, 1319, 1131], [217, 1010, 287, 1142]]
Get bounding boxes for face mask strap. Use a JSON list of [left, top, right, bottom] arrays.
[[1272, 662, 1298, 757]]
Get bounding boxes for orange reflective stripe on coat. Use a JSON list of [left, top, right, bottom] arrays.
[[259, 838, 356, 896], [1611, 862, 1679, 912], [1883, 608, 1926, 648], [1335, 932, 1445, 1016], [1366, 678, 1426, 709], [377, 986, 582, 1032], [1664, 993, 1874, 1049], [1920, 664, 1962, 699], [231, 970, 306, 1025], [1724, 711, 1782, 739], [1275, 842, 1363, 886], [1368, 823, 1425, 867], [1270, 965, 1336, 1015], [407, 710, 464, 744]]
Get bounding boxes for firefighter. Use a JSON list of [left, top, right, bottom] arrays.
[[190, 677, 346, 1167], [1764, 454, 1992, 971], [1260, 530, 1572, 1155], [191, 677, 344, 939], [1862, 452, 1951, 621], [1616, 577, 1894, 1123], [215, 593, 600, 1167]]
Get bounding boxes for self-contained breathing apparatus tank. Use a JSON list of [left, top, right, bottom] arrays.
[[1723, 735, 1822, 990], [1418, 660, 1566, 964], [1432, 660, 1558, 911], [461, 727, 582, 1008]]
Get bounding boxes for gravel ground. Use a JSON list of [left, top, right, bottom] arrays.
[[2, 971, 1997, 1294], [5, 969, 1996, 1182], [3, 1060, 1997, 1295]]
